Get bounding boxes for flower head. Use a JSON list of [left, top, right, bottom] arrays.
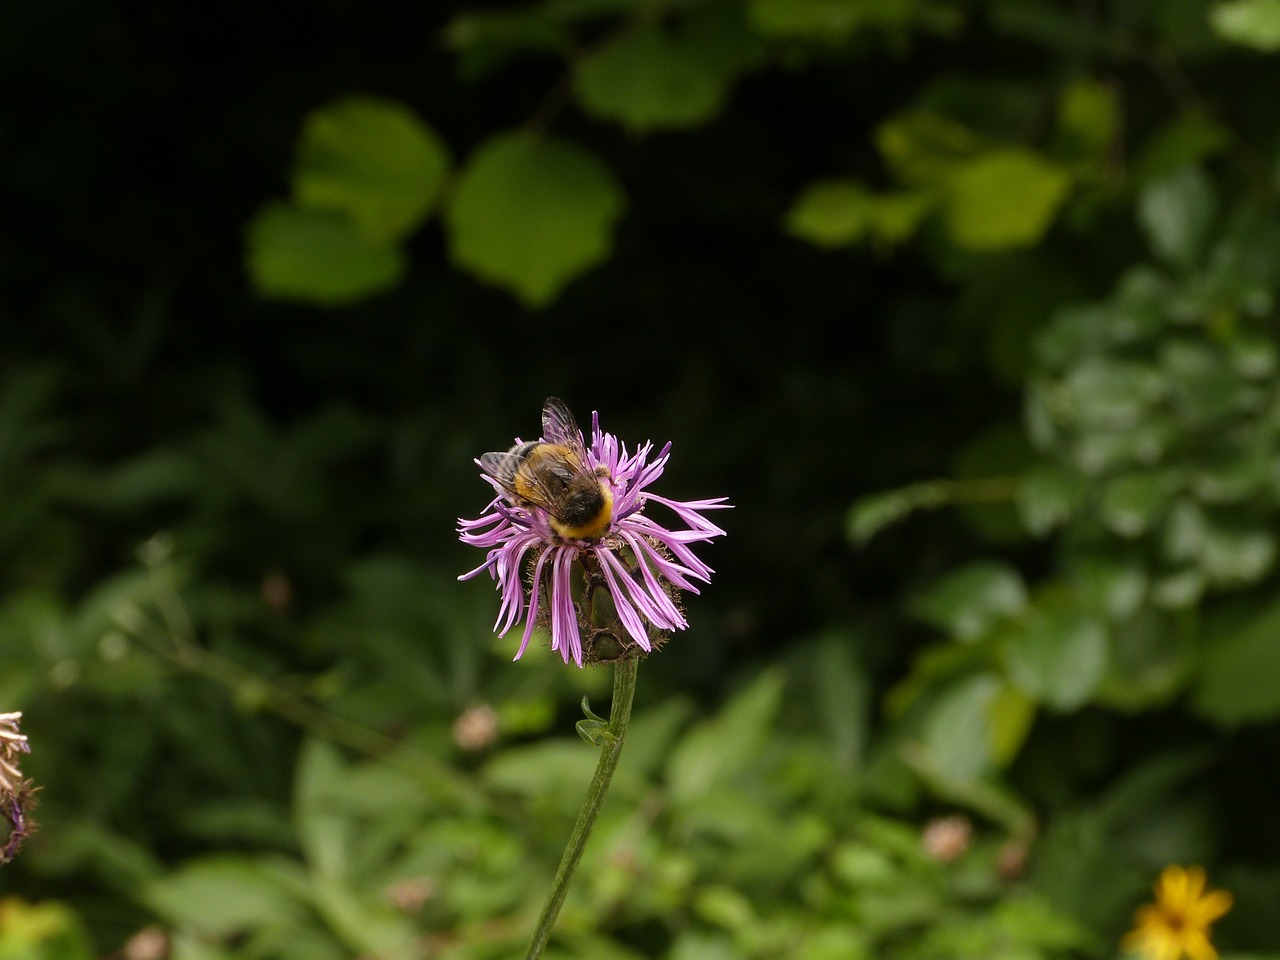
[[1123, 865, 1232, 960], [459, 398, 729, 666], [0, 711, 35, 864]]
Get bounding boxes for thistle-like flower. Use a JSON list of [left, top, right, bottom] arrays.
[[1123, 865, 1232, 960], [0, 711, 35, 864], [458, 398, 729, 666]]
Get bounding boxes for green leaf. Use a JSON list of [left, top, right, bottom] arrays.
[[810, 632, 871, 770], [1016, 464, 1084, 535], [1096, 608, 1193, 710], [1099, 469, 1181, 537], [786, 179, 876, 248], [1132, 112, 1230, 187], [1069, 555, 1148, 621], [786, 180, 932, 248], [911, 560, 1028, 641], [482, 740, 600, 797], [445, 131, 625, 307], [666, 670, 784, 805], [574, 23, 742, 132], [576, 695, 613, 745], [1138, 165, 1216, 268], [144, 857, 305, 936], [1211, 0, 1280, 50], [443, 10, 574, 81], [987, 683, 1036, 765], [749, 0, 916, 38], [1160, 339, 1251, 425], [0, 899, 94, 960], [1195, 599, 1280, 724], [847, 479, 950, 543], [943, 148, 1072, 250], [920, 672, 1006, 782], [245, 203, 404, 305], [1003, 603, 1108, 710], [1062, 357, 1167, 428], [1055, 78, 1119, 166], [876, 110, 982, 187], [1200, 522, 1276, 585], [292, 96, 450, 241], [951, 423, 1033, 543]]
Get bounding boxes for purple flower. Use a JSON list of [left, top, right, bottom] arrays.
[[459, 399, 729, 667], [0, 711, 34, 864]]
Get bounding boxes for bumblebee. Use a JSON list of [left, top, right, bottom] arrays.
[[480, 397, 614, 541]]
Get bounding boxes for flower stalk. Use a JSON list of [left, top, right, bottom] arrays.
[[524, 656, 638, 960], [459, 399, 726, 958]]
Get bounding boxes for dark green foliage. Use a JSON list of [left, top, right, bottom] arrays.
[[3, 1, 1280, 958]]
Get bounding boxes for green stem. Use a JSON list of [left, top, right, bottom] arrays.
[[524, 656, 639, 960]]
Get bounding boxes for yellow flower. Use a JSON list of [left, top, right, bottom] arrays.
[[1123, 865, 1233, 960]]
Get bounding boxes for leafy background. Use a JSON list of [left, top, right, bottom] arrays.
[[4, 0, 1280, 957]]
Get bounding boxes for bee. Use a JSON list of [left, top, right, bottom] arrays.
[[480, 397, 614, 542]]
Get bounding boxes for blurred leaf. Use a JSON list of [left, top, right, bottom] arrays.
[[876, 110, 982, 186], [787, 179, 877, 247], [1063, 357, 1167, 429], [911, 560, 1028, 641], [1160, 339, 1252, 424], [443, 10, 573, 81], [1211, 0, 1280, 50], [1152, 568, 1207, 609], [1138, 165, 1217, 268], [623, 697, 695, 777], [483, 739, 601, 798], [1055, 78, 1118, 167], [444, 131, 625, 306], [748, 0, 916, 38], [847, 480, 950, 543], [1228, 334, 1280, 379], [912, 894, 1092, 956], [1016, 463, 1084, 535], [792, 925, 872, 960], [943, 148, 1072, 250], [951, 423, 1033, 542], [1200, 521, 1276, 585], [919, 672, 1007, 782], [786, 180, 932, 248], [809, 632, 871, 771], [1192, 443, 1272, 503], [1096, 608, 1194, 710], [1196, 598, 1280, 724], [987, 0, 1118, 53], [1002, 602, 1107, 710], [694, 885, 757, 935], [293, 739, 353, 879], [0, 899, 94, 960], [575, 19, 755, 132], [1099, 469, 1181, 537], [987, 682, 1036, 765], [1069, 554, 1148, 621], [245, 203, 404, 305], [668, 931, 739, 960], [666, 669, 784, 806], [292, 96, 450, 241], [1195, 207, 1280, 311], [1132, 111, 1231, 186], [144, 857, 306, 937]]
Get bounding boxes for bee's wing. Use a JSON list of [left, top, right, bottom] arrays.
[[479, 451, 521, 491], [521, 452, 584, 516], [542, 397, 586, 453]]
